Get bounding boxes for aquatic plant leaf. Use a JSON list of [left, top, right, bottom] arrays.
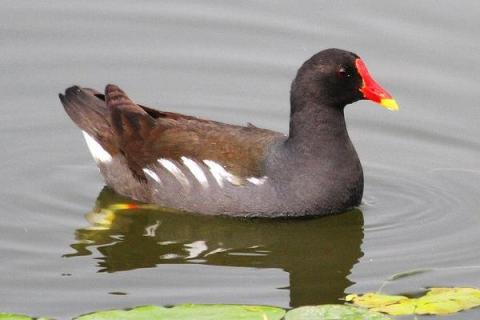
[[285, 305, 391, 320], [165, 304, 285, 319], [0, 314, 33, 320], [74, 305, 166, 320], [346, 293, 407, 308], [75, 304, 285, 320], [346, 287, 480, 315]]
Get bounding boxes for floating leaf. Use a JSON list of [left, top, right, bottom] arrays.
[[0, 314, 51, 320], [347, 287, 480, 315], [0, 314, 33, 320], [75, 304, 285, 320], [74, 305, 166, 320], [285, 305, 391, 320]]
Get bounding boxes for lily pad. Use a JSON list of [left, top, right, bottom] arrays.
[[0, 314, 33, 320], [75, 304, 285, 320], [0, 314, 51, 320], [346, 287, 480, 315], [285, 305, 391, 320]]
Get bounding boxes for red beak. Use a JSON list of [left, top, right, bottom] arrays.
[[355, 58, 398, 111]]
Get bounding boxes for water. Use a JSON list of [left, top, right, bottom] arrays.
[[1, 1, 480, 318]]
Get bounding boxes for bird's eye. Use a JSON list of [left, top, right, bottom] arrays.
[[337, 67, 351, 79]]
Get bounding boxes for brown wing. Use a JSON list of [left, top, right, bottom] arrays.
[[105, 85, 283, 179]]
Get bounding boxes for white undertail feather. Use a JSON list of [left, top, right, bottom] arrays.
[[203, 160, 242, 187], [158, 159, 190, 189], [81, 131, 112, 163], [143, 168, 162, 185], [182, 157, 209, 188]]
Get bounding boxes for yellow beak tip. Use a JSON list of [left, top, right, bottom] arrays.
[[380, 98, 399, 111]]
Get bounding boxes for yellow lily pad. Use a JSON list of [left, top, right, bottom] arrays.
[[347, 287, 480, 315]]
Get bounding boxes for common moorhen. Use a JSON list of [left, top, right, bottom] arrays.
[[60, 48, 398, 217]]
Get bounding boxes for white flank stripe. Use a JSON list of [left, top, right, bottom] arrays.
[[82, 131, 112, 163], [143, 168, 162, 184], [203, 160, 242, 187], [158, 159, 190, 188], [182, 157, 209, 188], [247, 176, 268, 185]]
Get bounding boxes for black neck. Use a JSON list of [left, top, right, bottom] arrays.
[[285, 102, 349, 154]]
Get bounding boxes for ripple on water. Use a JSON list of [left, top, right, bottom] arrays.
[[351, 161, 480, 295], [363, 164, 463, 232]]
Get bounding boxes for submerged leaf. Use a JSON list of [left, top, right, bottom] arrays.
[[347, 287, 480, 315], [75, 304, 285, 320], [285, 305, 391, 320]]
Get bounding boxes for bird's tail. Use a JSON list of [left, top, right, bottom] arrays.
[[60, 84, 157, 181], [59, 86, 119, 160]]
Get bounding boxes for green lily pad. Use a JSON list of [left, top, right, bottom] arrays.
[[346, 287, 480, 315], [0, 314, 32, 320], [75, 304, 285, 320], [74, 305, 166, 320], [285, 305, 391, 320]]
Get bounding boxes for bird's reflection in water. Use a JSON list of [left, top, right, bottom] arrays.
[[66, 187, 364, 307]]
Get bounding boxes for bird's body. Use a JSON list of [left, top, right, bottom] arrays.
[[60, 48, 397, 217]]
